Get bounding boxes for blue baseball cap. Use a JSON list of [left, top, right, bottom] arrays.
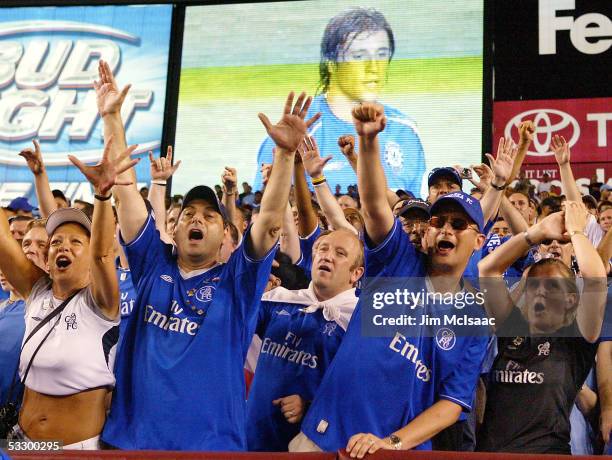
[[430, 191, 484, 233], [181, 185, 228, 221], [600, 184, 612, 192], [7, 196, 37, 212], [427, 167, 462, 189]]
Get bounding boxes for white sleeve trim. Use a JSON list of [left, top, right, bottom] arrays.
[[366, 219, 400, 254], [299, 225, 320, 241], [439, 394, 472, 411], [123, 212, 153, 248]]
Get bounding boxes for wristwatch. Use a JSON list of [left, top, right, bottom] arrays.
[[388, 434, 402, 450]]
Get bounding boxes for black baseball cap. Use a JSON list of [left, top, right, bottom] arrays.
[[398, 198, 430, 219], [428, 167, 462, 188], [181, 185, 228, 221]]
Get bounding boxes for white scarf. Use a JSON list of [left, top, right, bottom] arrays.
[[262, 283, 357, 331]]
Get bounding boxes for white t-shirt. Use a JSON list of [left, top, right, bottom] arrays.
[[19, 276, 119, 396]]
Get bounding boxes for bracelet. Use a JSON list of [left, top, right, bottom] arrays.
[[313, 179, 327, 187], [569, 230, 587, 238], [151, 179, 167, 186], [523, 231, 535, 246], [223, 187, 238, 195], [94, 193, 112, 201], [490, 182, 506, 191], [311, 175, 326, 185]]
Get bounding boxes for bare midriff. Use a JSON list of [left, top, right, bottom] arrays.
[[19, 386, 109, 445]]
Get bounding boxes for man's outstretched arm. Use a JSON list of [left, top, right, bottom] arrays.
[[249, 92, 321, 259]]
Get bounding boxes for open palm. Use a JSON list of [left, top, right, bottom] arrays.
[[258, 92, 321, 153], [299, 136, 332, 178], [550, 135, 570, 166], [69, 136, 139, 196], [94, 60, 131, 117]]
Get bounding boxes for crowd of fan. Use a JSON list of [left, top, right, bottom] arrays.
[[0, 60, 610, 457]]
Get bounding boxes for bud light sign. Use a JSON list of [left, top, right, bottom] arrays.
[[0, 5, 172, 205]]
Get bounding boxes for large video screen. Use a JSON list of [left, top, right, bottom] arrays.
[[0, 5, 172, 205], [175, 0, 483, 198]]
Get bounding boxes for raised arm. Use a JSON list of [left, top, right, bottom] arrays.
[[19, 140, 57, 218], [479, 138, 518, 225], [96, 59, 147, 242], [479, 211, 568, 328], [564, 200, 607, 342], [299, 136, 356, 234], [69, 137, 139, 318], [506, 120, 534, 185], [280, 203, 300, 263], [250, 92, 320, 259], [499, 195, 529, 235], [221, 166, 241, 233], [597, 341, 612, 444], [293, 158, 318, 237], [148, 146, 180, 244], [550, 135, 581, 202], [597, 226, 612, 275], [339, 133, 398, 208], [353, 103, 393, 245], [0, 208, 44, 298]]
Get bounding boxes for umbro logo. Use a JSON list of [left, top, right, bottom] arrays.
[[160, 275, 174, 283], [276, 309, 291, 316]]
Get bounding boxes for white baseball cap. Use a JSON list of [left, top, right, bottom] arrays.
[[45, 208, 92, 236]]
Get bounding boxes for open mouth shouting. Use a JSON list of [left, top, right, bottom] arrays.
[[55, 255, 72, 270], [533, 301, 546, 315], [188, 228, 204, 242], [317, 263, 332, 274], [436, 239, 456, 256]]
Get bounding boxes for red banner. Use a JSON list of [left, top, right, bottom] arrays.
[[493, 98, 612, 184]]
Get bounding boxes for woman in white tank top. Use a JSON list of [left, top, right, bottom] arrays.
[[0, 138, 138, 449]]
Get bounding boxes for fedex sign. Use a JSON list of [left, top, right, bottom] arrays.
[[0, 6, 171, 204], [539, 0, 612, 55]]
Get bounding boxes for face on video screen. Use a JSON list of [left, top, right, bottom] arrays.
[[175, 0, 484, 198]]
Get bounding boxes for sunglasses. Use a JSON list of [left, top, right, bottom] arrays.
[[429, 216, 478, 232], [540, 239, 571, 246]]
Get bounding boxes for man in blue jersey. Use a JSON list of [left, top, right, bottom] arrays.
[[254, 8, 425, 195], [246, 229, 363, 451], [291, 102, 514, 457], [94, 60, 320, 450]]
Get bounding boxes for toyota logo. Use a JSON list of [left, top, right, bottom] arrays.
[[504, 109, 580, 157]]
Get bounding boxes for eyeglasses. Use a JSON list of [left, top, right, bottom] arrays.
[[541, 239, 571, 246], [429, 216, 478, 232]]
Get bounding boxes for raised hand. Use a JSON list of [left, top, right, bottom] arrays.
[[94, 60, 131, 117], [258, 92, 321, 153], [338, 134, 356, 159], [261, 162, 273, 187], [564, 200, 588, 234], [532, 211, 568, 243], [299, 136, 332, 178], [486, 137, 517, 186], [518, 120, 534, 145], [469, 163, 494, 192], [69, 136, 139, 196], [19, 139, 44, 175], [550, 134, 570, 166], [221, 166, 237, 192], [352, 102, 386, 138], [149, 146, 181, 181]]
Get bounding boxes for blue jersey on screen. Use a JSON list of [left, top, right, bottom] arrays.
[[0, 299, 25, 405], [254, 96, 426, 196], [246, 287, 353, 451], [102, 212, 276, 450], [300, 220, 489, 451], [0, 289, 10, 302], [296, 226, 322, 278]]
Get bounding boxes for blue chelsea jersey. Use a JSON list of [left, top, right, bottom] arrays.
[[0, 299, 25, 405], [296, 226, 322, 278], [254, 95, 426, 196], [246, 292, 351, 451], [116, 265, 137, 349], [300, 220, 489, 451], [102, 212, 276, 450]]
